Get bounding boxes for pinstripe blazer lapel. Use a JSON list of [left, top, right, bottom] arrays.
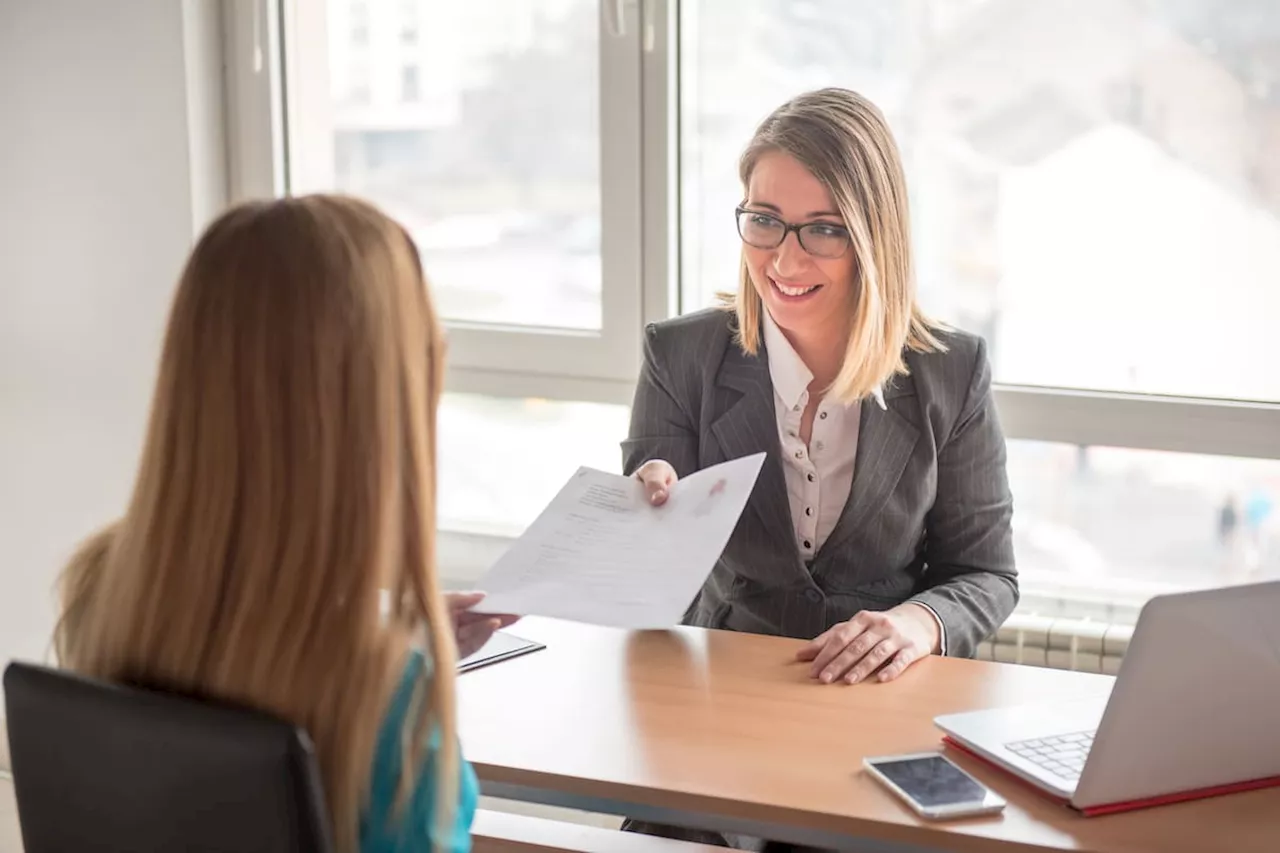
[[816, 374, 921, 562], [709, 344, 799, 559]]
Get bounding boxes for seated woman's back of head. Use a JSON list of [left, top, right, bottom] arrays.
[[54, 194, 470, 852]]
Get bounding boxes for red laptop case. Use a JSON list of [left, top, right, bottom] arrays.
[[941, 736, 1280, 817]]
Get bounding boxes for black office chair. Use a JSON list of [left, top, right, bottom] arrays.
[[3, 661, 334, 853]]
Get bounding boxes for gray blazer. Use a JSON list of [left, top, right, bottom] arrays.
[[622, 308, 1017, 657]]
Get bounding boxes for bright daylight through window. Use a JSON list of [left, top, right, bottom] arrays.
[[304, 0, 629, 541], [325, 0, 602, 330], [680, 0, 1280, 593], [279, 0, 1280, 597]]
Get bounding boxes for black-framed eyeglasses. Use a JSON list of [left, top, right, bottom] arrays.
[[735, 206, 851, 259]]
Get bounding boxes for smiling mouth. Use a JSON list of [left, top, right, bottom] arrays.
[[770, 276, 822, 299]]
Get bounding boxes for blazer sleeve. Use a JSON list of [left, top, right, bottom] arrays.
[[909, 337, 1019, 657], [621, 323, 700, 479]]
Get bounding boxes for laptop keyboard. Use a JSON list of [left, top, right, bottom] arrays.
[[1004, 730, 1095, 781]]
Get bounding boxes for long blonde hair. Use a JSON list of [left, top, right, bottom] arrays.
[[53, 194, 458, 852], [732, 87, 944, 402]]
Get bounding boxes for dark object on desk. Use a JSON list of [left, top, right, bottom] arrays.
[[3, 661, 333, 853], [458, 631, 545, 673]]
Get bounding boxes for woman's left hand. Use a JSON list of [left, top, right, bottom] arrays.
[[445, 591, 520, 660], [795, 604, 941, 685]]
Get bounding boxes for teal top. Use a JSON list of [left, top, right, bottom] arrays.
[[360, 651, 478, 853]]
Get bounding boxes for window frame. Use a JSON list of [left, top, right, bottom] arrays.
[[227, 0, 654, 397], [224, 0, 1280, 609]]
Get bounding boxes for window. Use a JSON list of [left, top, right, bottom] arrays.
[[680, 0, 1280, 403], [400, 64, 420, 102], [284, 0, 646, 401], [438, 393, 630, 536], [400, 0, 420, 45], [347, 62, 371, 106], [227, 0, 1280, 606], [348, 0, 369, 46], [675, 0, 1280, 600], [1009, 440, 1280, 591]]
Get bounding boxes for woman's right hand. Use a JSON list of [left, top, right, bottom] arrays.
[[634, 459, 679, 506], [445, 592, 519, 660]]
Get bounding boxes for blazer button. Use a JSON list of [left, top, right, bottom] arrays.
[[806, 589, 823, 603]]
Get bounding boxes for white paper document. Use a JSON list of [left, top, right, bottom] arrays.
[[474, 453, 766, 629]]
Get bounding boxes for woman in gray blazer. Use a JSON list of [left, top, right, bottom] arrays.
[[627, 86, 1018, 686], [622, 86, 1017, 852]]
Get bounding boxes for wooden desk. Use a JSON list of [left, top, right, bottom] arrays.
[[458, 618, 1278, 853]]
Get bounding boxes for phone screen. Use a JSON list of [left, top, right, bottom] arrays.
[[868, 755, 993, 808]]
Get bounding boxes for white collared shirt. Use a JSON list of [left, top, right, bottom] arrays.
[[761, 311, 862, 558], [762, 311, 947, 654]]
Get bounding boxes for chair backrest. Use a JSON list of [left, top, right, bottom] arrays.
[[3, 661, 334, 853]]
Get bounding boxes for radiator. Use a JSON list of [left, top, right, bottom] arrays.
[[975, 613, 1133, 674]]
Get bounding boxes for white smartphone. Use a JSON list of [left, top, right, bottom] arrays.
[[863, 751, 1006, 820]]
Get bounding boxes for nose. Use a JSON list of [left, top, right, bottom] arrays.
[[772, 231, 810, 278]]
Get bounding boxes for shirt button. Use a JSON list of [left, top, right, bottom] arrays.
[[794, 450, 803, 459], [805, 507, 813, 516], [815, 441, 825, 451], [788, 430, 797, 437], [805, 588, 823, 603], [793, 404, 801, 412], [807, 472, 815, 483], [803, 539, 812, 550], [819, 411, 828, 419]]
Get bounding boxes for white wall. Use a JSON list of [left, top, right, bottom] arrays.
[[0, 0, 226, 673]]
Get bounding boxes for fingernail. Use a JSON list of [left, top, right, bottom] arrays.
[[820, 672, 832, 683], [651, 490, 666, 504], [847, 673, 859, 684]]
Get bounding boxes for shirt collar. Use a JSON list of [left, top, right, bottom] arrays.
[[761, 309, 812, 411], [761, 310, 886, 411], [872, 385, 886, 410]]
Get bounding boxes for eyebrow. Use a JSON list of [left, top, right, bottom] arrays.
[[746, 201, 843, 220]]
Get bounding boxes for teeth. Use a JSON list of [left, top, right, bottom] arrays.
[[774, 280, 817, 297]]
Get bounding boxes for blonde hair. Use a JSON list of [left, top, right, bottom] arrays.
[[53, 195, 458, 852], [731, 87, 944, 402]]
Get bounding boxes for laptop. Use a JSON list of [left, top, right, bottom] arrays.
[[934, 581, 1280, 815]]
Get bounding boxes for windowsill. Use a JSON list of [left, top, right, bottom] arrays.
[[439, 516, 527, 543], [438, 526, 519, 590]]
